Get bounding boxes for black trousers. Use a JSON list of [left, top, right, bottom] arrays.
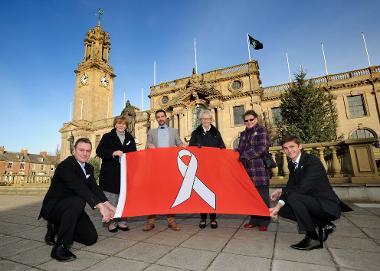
[[279, 192, 334, 232], [46, 196, 98, 246], [200, 213, 216, 220], [249, 185, 271, 226]]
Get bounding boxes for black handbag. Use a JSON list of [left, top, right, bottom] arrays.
[[262, 153, 277, 168]]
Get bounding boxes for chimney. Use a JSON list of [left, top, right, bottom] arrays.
[[0, 146, 4, 155], [21, 148, 28, 157], [40, 151, 48, 158]]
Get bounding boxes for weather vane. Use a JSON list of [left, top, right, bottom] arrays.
[[97, 8, 104, 25]]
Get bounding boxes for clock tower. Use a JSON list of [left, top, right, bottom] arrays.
[[73, 20, 115, 122]]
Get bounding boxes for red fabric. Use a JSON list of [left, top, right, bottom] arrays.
[[117, 147, 270, 218]]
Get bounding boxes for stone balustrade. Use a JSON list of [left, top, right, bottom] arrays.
[[269, 138, 380, 185], [263, 65, 380, 93]]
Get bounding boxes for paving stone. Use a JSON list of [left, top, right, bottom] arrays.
[[13, 226, 46, 242], [329, 248, 380, 271], [157, 247, 217, 271], [361, 227, 380, 240], [37, 250, 107, 271], [82, 237, 137, 255], [345, 214, 380, 229], [0, 259, 30, 271], [274, 232, 335, 266], [181, 235, 229, 252], [114, 226, 162, 242], [326, 235, 380, 252], [85, 257, 148, 271], [144, 231, 192, 247], [0, 239, 44, 258], [223, 233, 275, 258], [0, 221, 36, 235], [9, 244, 53, 266], [195, 226, 236, 238], [144, 264, 185, 271], [0, 234, 23, 247], [272, 259, 337, 271], [207, 252, 271, 271], [116, 242, 173, 263]]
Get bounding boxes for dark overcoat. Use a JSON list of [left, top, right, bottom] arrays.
[[96, 128, 136, 194]]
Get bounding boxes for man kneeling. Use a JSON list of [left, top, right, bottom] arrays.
[[270, 135, 351, 251], [38, 138, 116, 261]]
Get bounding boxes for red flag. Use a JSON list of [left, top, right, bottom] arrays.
[[115, 147, 269, 218]]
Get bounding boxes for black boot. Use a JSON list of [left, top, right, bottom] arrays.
[[290, 231, 323, 251], [44, 222, 56, 246], [51, 243, 77, 262], [318, 222, 336, 242]]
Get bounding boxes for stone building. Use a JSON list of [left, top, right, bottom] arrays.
[[0, 146, 57, 185], [59, 22, 380, 160]]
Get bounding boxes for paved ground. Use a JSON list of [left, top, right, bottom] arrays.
[[0, 195, 380, 271]]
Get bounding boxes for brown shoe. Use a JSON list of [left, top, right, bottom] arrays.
[[143, 223, 155, 231], [168, 222, 181, 231]]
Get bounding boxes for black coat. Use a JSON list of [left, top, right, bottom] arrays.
[[280, 152, 345, 219], [39, 156, 108, 219], [189, 125, 226, 148], [96, 128, 137, 194]]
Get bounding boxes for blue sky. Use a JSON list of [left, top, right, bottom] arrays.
[[1, 0, 379, 154]]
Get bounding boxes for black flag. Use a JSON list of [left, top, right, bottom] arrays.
[[248, 34, 263, 50]]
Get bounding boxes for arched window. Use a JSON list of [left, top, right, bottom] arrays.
[[349, 129, 376, 139]]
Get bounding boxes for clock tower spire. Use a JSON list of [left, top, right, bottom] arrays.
[[72, 11, 115, 122]]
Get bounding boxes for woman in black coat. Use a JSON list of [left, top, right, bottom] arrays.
[[189, 109, 225, 229], [96, 115, 137, 232]]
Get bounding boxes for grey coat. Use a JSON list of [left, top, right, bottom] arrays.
[[146, 127, 183, 148]]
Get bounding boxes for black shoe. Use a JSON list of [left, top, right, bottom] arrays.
[[199, 220, 207, 229], [290, 237, 323, 251], [44, 222, 56, 246], [51, 243, 77, 262], [319, 222, 336, 242], [210, 220, 218, 229]]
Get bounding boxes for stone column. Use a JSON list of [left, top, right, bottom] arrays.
[[270, 151, 279, 177], [317, 147, 328, 171], [330, 146, 342, 176], [282, 151, 289, 176]]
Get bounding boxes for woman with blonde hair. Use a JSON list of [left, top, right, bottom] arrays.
[[96, 116, 137, 232]]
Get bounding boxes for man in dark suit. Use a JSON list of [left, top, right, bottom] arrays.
[[269, 135, 350, 250], [39, 138, 115, 261]]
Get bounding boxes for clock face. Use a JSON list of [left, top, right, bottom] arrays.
[[80, 73, 88, 85], [100, 76, 109, 87]]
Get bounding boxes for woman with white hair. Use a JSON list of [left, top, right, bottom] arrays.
[[189, 109, 225, 229]]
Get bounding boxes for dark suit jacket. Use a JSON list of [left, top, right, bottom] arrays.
[[96, 128, 137, 194], [280, 152, 341, 219], [39, 156, 108, 220]]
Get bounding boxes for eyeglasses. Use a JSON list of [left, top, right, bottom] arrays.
[[244, 118, 255, 123]]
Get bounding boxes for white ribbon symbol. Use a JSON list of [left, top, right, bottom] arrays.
[[171, 149, 216, 209]]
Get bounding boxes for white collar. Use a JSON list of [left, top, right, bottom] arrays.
[[292, 152, 301, 164], [202, 126, 211, 133]]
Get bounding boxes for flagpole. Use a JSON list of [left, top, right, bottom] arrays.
[[141, 88, 144, 111], [194, 38, 198, 74], [321, 42, 329, 75], [285, 52, 291, 83], [246, 33, 251, 61], [154, 60, 157, 85], [361, 32, 372, 67], [123, 91, 126, 108]]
